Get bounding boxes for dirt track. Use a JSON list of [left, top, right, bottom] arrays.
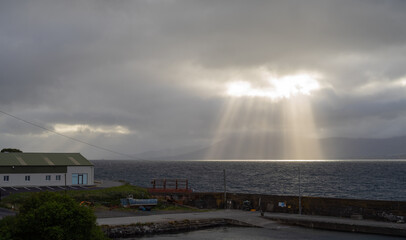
[[94, 208, 203, 219]]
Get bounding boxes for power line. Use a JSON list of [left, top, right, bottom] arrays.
[[0, 109, 135, 159]]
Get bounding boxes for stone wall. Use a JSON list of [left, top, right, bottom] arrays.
[[151, 192, 406, 221], [101, 218, 254, 238]]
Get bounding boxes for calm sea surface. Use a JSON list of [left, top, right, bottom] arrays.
[[92, 160, 406, 201]]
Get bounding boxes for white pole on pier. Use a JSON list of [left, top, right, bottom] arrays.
[[224, 169, 227, 209], [299, 166, 302, 215]]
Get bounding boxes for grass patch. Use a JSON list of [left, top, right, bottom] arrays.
[[154, 201, 207, 212], [0, 185, 206, 212], [0, 184, 150, 208], [155, 203, 191, 211], [66, 184, 149, 205]]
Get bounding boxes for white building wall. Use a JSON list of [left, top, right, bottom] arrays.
[[0, 173, 66, 187], [67, 166, 94, 186], [0, 166, 94, 187]]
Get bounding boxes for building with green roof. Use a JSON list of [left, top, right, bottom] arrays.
[[0, 153, 94, 187]]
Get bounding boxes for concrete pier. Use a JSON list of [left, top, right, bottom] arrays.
[[97, 210, 274, 227], [97, 210, 406, 238], [264, 213, 406, 237]]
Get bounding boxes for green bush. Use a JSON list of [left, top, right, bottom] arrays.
[[0, 216, 17, 240], [0, 192, 107, 240]]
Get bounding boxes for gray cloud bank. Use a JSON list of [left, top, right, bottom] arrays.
[[1, 0, 406, 159]]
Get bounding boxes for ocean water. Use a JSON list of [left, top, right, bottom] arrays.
[[92, 160, 406, 201]]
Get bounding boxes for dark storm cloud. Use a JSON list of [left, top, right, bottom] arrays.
[[1, 0, 406, 158]]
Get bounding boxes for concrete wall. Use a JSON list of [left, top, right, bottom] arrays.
[[0, 166, 94, 187], [151, 192, 406, 221], [221, 193, 406, 220]]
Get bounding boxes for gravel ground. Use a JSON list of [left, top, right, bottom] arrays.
[[95, 208, 205, 219]]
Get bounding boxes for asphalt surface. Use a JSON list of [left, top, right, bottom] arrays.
[[97, 209, 279, 228], [264, 212, 406, 230], [0, 207, 15, 219]]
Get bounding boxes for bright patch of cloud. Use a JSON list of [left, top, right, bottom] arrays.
[[226, 71, 321, 100], [354, 76, 406, 96], [54, 124, 131, 135]]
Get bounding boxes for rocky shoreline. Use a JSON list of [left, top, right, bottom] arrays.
[[101, 218, 256, 238]]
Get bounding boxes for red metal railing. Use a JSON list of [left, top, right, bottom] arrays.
[[148, 179, 192, 193]]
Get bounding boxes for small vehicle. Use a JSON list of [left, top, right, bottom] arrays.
[[79, 201, 94, 207], [241, 200, 252, 211], [120, 194, 158, 210]]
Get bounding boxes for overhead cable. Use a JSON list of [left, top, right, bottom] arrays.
[[0, 109, 135, 159]]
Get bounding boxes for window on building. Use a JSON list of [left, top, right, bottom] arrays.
[[72, 173, 88, 185], [82, 173, 88, 185], [25, 176, 30, 181], [56, 175, 61, 181], [3, 176, 9, 182], [45, 175, 51, 181], [72, 173, 78, 185]]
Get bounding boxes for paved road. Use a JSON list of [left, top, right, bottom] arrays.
[[0, 208, 16, 219], [265, 212, 406, 230], [98, 210, 280, 228]]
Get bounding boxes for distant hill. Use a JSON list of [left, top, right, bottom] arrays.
[[132, 145, 205, 160], [320, 136, 406, 159], [139, 135, 406, 160]]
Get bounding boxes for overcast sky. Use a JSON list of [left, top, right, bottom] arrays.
[[1, 0, 406, 159]]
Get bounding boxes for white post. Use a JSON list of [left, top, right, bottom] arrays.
[[299, 166, 302, 215], [65, 173, 67, 195], [223, 169, 227, 209]]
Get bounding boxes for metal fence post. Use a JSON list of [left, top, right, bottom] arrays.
[[224, 169, 227, 209]]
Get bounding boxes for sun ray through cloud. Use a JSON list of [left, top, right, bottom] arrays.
[[207, 70, 323, 160]]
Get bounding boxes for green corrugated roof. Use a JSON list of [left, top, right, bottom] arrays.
[[0, 153, 93, 166]]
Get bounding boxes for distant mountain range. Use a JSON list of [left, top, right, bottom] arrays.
[[134, 135, 406, 160]]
